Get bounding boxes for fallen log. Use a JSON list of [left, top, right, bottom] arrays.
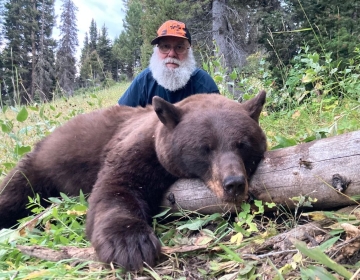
[[161, 130, 360, 213]]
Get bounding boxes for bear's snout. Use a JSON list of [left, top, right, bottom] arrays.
[[223, 175, 247, 197]]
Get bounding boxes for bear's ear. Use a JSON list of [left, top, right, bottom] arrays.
[[242, 90, 266, 123], [152, 96, 182, 129]]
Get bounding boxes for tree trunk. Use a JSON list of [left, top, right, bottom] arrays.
[[31, 0, 36, 101], [212, 0, 228, 60], [212, 0, 248, 69], [161, 130, 360, 213]]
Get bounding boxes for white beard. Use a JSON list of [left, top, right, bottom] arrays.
[[149, 48, 196, 92]]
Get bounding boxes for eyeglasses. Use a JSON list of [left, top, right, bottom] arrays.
[[157, 44, 190, 55]]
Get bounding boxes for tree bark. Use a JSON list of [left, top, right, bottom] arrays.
[[161, 130, 360, 213], [212, 0, 248, 69], [31, 0, 36, 101]]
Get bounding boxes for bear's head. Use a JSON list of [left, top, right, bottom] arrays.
[[153, 91, 267, 203]]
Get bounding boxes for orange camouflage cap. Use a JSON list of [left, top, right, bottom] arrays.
[[151, 20, 191, 45]]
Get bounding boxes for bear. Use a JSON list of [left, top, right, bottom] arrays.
[[0, 91, 267, 271]]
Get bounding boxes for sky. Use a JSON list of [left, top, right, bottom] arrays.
[[54, 0, 126, 59]]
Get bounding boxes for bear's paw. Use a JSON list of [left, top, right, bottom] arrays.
[[92, 218, 161, 271]]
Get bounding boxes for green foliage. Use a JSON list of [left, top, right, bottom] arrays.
[[295, 240, 353, 279], [269, 45, 360, 110], [259, 0, 360, 78], [202, 45, 266, 101], [0, 84, 128, 177]]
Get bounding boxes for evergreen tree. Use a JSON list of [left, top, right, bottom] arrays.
[[2, 0, 56, 104], [78, 32, 90, 87], [97, 24, 112, 76], [112, 31, 132, 79], [258, 0, 360, 74], [79, 20, 103, 86], [0, 0, 4, 46], [34, 0, 56, 102], [112, 0, 143, 79], [79, 50, 103, 86], [0, 0, 6, 99], [3, 0, 34, 103], [89, 18, 97, 51], [80, 32, 90, 64], [55, 0, 78, 96], [289, 0, 360, 65]]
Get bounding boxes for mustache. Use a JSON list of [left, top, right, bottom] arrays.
[[163, 58, 181, 66]]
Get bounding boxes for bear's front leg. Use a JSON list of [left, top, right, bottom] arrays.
[[86, 136, 177, 270], [86, 186, 162, 271]]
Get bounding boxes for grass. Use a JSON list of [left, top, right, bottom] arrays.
[[262, 94, 360, 149], [0, 83, 129, 176], [0, 81, 360, 279]]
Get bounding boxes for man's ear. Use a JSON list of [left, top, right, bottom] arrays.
[[242, 90, 266, 123], [152, 96, 182, 129]]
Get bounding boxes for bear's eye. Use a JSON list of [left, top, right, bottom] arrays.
[[200, 144, 212, 155], [236, 141, 245, 150]]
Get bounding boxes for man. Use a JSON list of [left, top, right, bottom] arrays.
[[118, 20, 219, 107]]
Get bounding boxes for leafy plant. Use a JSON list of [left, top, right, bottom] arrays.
[[295, 240, 353, 279]]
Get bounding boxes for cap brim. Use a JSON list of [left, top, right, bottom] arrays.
[[151, 35, 190, 45]]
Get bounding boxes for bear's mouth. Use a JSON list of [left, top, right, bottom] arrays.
[[205, 176, 249, 204], [222, 191, 249, 204]]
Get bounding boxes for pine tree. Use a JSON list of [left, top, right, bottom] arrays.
[[112, 0, 143, 79], [3, 0, 34, 103], [89, 19, 97, 52], [0, 0, 6, 99], [80, 32, 90, 64], [112, 31, 132, 79], [258, 0, 360, 72], [34, 0, 56, 102], [79, 20, 104, 87], [80, 50, 103, 86], [2, 0, 56, 104], [97, 24, 112, 76], [78, 33, 90, 87], [55, 0, 78, 96], [0, 0, 4, 46]]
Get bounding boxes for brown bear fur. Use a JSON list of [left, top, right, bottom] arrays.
[[0, 91, 267, 271]]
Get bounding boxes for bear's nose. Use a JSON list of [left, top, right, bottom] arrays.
[[223, 175, 246, 196]]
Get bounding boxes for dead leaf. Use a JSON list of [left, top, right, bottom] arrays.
[[341, 223, 360, 239], [23, 270, 51, 280], [161, 244, 208, 254], [303, 211, 327, 221], [339, 223, 360, 258], [230, 232, 243, 246], [292, 110, 301, 119], [194, 235, 213, 246], [19, 219, 37, 237]]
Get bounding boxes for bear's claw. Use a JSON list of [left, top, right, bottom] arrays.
[[92, 218, 161, 271]]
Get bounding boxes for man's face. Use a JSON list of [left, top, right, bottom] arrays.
[[157, 37, 190, 69]]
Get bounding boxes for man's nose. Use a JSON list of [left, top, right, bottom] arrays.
[[167, 48, 177, 57]]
